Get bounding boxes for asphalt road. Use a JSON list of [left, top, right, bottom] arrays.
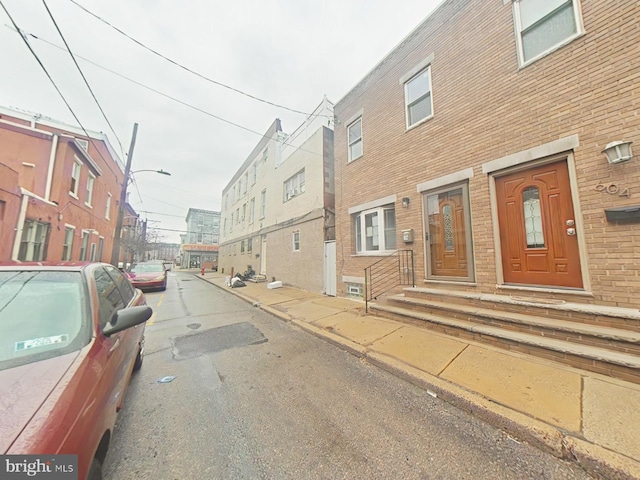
[[103, 270, 592, 480]]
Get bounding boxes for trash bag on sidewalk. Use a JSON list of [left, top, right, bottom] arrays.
[[230, 277, 246, 288]]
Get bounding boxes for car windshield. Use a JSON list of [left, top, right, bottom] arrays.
[[0, 270, 90, 371], [129, 263, 164, 274]]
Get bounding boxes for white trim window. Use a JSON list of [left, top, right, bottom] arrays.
[[404, 67, 433, 128], [283, 169, 305, 202], [260, 189, 266, 219], [85, 173, 95, 207], [70, 158, 82, 197], [354, 205, 397, 254], [76, 138, 89, 152], [347, 118, 363, 162], [513, 0, 583, 65], [105, 193, 112, 219], [252, 163, 257, 184], [249, 198, 255, 224], [62, 226, 75, 260], [18, 219, 50, 261], [293, 231, 300, 252], [90, 242, 97, 261], [80, 231, 90, 261], [244, 172, 248, 193]]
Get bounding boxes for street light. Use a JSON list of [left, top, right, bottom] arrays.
[[110, 123, 171, 267]]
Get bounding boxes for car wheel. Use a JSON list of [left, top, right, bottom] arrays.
[[133, 347, 143, 372], [87, 459, 103, 480]]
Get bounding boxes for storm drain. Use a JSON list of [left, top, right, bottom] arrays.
[[173, 322, 267, 360]]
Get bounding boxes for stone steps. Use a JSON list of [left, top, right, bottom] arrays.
[[369, 289, 640, 384]]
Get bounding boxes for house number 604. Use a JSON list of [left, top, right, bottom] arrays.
[[595, 183, 631, 198]]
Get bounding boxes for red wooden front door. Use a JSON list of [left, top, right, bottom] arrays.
[[495, 160, 582, 288]]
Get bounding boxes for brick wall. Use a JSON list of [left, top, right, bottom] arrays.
[[334, 0, 640, 306]]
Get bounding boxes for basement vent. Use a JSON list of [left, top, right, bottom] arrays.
[[347, 284, 362, 297]]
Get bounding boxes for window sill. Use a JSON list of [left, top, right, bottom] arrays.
[[405, 114, 434, 132], [347, 153, 363, 164], [85, 203, 93, 209], [69, 192, 79, 200], [351, 251, 397, 257]]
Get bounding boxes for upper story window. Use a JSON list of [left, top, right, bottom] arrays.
[[85, 173, 95, 207], [244, 172, 248, 193], [249, 198, 255, 224], [252, 163, 257, 184], [105, 193, 112, 219], [347, 118, 363, 162], [76, 138, 89, 152], [70, 158, 82, 197], [353, 205, 397, 254], [197, 214, 204, 227], [513, 0, 583, 65], [283, 169, 306, 202], [404, 66, 433, 128], [260, 190, 266, 219]]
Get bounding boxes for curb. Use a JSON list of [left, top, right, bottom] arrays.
[[195, 273, 640, 480]]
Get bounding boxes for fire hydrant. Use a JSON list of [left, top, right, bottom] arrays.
[[201, 266, 205, 276]]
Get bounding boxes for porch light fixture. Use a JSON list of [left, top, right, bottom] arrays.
[[602, 141, 633, 164], [402, 197, 410, 208]]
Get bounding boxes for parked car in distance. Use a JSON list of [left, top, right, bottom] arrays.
[[0, 262, 151, 480], [125, 261, 168, 291]]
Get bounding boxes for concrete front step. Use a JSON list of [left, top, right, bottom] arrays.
[[369, 302, 640, 384], [386, 294, 640, 355], [403, 287, 640, 331]]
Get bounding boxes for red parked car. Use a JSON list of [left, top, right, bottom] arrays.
[[0, 262, 151, 480], [125, 261, 168, 291]]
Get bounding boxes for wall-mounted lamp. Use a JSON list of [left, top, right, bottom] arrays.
[[402, 197, 410, 208], [603, 141, 633, 164]]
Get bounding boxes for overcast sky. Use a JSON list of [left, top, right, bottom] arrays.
[[1, 0, 441, 243]]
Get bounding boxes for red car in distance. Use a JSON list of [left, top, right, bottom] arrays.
[[125, 261, 168, 291], [0, 262, 151, 480]]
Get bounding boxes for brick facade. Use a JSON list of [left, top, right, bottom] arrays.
[[0, 107, 124, 263], [334, 0, 640, 307]]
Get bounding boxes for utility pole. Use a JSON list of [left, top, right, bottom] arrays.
[[111, 123, 138, 267]]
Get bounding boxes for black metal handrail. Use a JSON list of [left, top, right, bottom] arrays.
[[364, 250, 415, 312]]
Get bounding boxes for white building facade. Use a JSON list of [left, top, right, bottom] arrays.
[[219, 97, 335, 293]]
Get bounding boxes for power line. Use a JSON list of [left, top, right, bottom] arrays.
[[41, 0, 124, 157], [0, 1, 120, 178], [19, 29, 327, 159], [69, 0, 331, 119]]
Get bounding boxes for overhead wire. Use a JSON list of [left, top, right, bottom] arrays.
[[15, 28, 326, 158], [0, 1, 121, 180], [41, 0, 124, 157], [69, 0, 332, 120]]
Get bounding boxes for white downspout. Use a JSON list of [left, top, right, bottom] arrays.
[[11, 193, 29, 261], [45, 134, 59, 201]]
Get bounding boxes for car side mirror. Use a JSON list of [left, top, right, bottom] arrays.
[[103, 305, 152, 337]]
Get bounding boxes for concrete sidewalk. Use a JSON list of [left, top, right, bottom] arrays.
[[190, 270, 640, 479]]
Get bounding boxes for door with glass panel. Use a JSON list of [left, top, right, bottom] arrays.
[[495, 160, 582, 288], [423, 185, 474, 281]]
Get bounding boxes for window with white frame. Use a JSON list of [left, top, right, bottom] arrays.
[[236, 208, 240, 224], [230, 213, 234, 232], [90, 242, 97, 261], [292, 231, 300, 251], [62, 226, 75, 260], [241, 240, 245, 253], [85, 173, 95, 207], [225, 194, 228, 210], [105, 193, 112, 219], [18, 220, 50, 261], [347, 118, 363, 162], [252, 163, 257, 184], [97, 237, 104, 261], [80, 231, 90, 261], [283, 169, 305, 202], [354, 205, 397, 254], [224, 218, 227, 235], [404, 67, 433, 128], [242, 203, 246, 221], [513, 0, 582, 65], [76, 138, 89, 151], [244, 172, 248, 193], [249, 198, 255, 224], [247, 237, 252, 254], [260, 190, 266, 219], [197, 233, 203, 244], [70, 159, 81, 197], [197, 214, 204, 226]]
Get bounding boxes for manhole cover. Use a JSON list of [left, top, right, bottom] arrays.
[[173, 322, 267, 359]]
